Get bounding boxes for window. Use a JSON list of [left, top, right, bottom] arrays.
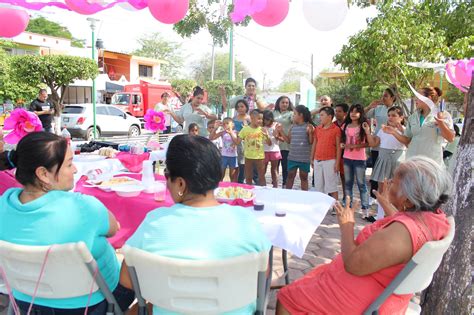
[[63, 106, 85, 114], [97, 107, 108, 115], [139, 65, 153, 77], [107, 107, 125, 117]]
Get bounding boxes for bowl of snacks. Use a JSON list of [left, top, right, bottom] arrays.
[[111, 184, 144, 197], [215, 186, 254, 203]]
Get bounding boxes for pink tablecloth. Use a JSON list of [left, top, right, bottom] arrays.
[[0, 170, 22, 194], [74, 174, 254, 248]]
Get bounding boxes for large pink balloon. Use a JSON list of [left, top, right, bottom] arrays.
[[251, 0, 289, 27], [148, 0, 189, 24], [65, 0, 104, 15], [0, 7, 29, 38]]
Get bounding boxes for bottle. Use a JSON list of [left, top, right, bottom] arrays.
[[142, 160, 154, 193], [86, 169, 103, 181], [62, 128, 71, 144]]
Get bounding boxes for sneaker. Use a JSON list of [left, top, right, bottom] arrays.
[[363, 216, 376, 223], [369, 197, 375, 206]]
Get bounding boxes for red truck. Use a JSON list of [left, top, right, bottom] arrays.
[[111, 80, 174, 117]]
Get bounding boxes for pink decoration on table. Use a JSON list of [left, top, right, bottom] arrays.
[[144, 109, 166, 132], [148, 0, 189, 24], [0, 7, 30, 38], [3, 109, 43, 144], [251, 0, 289, 27], [0, 170, 22, 194], [445, 59, 474, 93], [116, 151, 151, 173]]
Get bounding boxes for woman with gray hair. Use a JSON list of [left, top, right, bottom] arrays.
[[276, 156, 452, 315]]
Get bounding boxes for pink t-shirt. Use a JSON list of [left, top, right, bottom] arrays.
[[343, 126, 366, 161]]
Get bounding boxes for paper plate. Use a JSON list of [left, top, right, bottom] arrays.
[[215, 187, 254, 203], [73, 154, 107, 162]]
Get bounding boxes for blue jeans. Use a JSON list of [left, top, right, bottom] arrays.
[[343, 158, 369, 209]]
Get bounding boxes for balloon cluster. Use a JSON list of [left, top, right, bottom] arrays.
[[231, 0, 289, 27], [445, 59, 474, 93]]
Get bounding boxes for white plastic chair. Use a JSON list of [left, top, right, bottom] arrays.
[[0, 240, 123, 315], [364, 216, 455, 315], [122, 245, 271, 315]]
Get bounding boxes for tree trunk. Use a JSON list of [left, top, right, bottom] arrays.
[[420, 72, 473, 314]]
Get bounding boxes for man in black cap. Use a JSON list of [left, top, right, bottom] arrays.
[[29, 89, 54, 133]]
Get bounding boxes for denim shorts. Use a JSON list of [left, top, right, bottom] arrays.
[[288, 160, 311, 173], [222, 156, 238, 169]]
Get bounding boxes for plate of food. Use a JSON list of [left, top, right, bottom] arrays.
[[85, 176, 140, 192], [215, 186, 254, 202]]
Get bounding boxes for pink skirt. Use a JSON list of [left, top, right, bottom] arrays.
[[265, 151, 282, 164]]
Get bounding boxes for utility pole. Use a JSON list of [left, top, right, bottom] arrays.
[[228, 27, 234, 82], [311, 53, 314, 85], [87, 17, 99, 139]]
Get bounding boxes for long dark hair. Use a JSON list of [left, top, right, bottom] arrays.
[[294, 105, 314, 126], [342, 104, 368, 143], [274, 96, 294, 113], [2, 132, 68, 186], [166, 135, 222, 195]]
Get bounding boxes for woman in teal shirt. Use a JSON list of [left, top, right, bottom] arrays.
[[120, 135, 271, 314], [0, 132, 134, 314]]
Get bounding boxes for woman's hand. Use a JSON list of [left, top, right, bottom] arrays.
[[434, 111, 447, 127], [335, 196, 358, 226], [382, 124, 397, 135], [373, 179, 391, 205], [368, 100, 380, 110]]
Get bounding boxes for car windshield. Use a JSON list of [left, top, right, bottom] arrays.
[[63, 106, 85, 114], [112, 93, 131, 105]]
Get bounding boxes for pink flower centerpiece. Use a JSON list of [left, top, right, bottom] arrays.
[[3, 109, 43, 144], [144, 109, 166, 150]]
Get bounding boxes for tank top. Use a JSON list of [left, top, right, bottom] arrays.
[[288, 123, 311, 163]]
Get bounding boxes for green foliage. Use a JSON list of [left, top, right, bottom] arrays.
[[8, 55, 98, 112], [191, 52, 250, 85], [26, 16, 85, 48], [203, 80, 244, 105], [171, 79, 197, 104], [174, 0, 250, 46], [0, 48, 38, 105], [133, 33, 185, 79], [445, 84, 465, 111], [278, 68, 309, 93], [333, 0, 473, 103], [316, 78, 367, 105]]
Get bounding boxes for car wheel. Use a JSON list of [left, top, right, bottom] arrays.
[[86, 127, 100, 141], [129, 125, 140, 137]]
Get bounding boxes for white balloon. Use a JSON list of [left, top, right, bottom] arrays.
[[303, 0, 348, 32]]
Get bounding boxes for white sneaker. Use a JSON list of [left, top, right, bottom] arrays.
[[369, 197, 375, 206]]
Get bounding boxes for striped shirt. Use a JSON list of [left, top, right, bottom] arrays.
[[288, 123, 311, 163]]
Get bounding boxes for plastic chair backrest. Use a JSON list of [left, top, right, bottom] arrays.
[[122, 245, 269, 314], [394, 216, 455, 294], [0, 241, 98, 298]]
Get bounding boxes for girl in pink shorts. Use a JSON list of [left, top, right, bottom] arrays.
[[263, 110, 282, 188]]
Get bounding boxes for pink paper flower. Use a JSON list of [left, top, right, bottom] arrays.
[[144, 109, 166, 132], [3, 108, 43, 144]]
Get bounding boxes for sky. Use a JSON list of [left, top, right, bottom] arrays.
[[27, 1, 378, 88]]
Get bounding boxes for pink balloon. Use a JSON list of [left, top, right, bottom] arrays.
[[251, 0, 289, 27], [454, 60, 471, 88], [0, 7, 29, 38], [65, 0, 104, 15], [148, 0, 189, 24], [249, 0, 267, 14]]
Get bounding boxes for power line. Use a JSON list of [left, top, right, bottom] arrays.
[[234, 32, 311, 67]]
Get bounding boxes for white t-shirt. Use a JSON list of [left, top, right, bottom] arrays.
[[263, 124, 280, 153], [377, 129, 406, 150], [220, 132, 238, 157]]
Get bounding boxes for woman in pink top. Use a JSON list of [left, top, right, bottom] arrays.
[[277, 156, 452, 315], [342, 104, 370, 217]]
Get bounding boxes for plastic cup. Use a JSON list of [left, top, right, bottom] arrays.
[[153, 181, 167, 202]]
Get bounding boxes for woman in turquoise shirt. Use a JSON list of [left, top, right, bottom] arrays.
[[120, 135, 271, 315], [385, 87, 454, 166], [0, 132, 134, 315]]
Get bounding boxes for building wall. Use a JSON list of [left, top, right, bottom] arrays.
[[11, 32, 72, 50]]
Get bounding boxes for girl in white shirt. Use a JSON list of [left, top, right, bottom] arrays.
[[363, 106, 406, 220], [263, 110, 282, 188]]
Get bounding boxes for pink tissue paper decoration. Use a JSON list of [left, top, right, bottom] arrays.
[[231, 0, 267, 23], [144, 110, 166, 132], [3, 109, 43, 144], [0, 7, 29, 38], [446, 59, 474, 93]]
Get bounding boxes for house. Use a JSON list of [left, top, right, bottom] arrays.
[[1, 31, 72, 56]]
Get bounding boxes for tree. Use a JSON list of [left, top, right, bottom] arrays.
[[191, 52, 250, 85], [0, 44, 38, 105], [420, 78, 473, 315], [26, 16, 85, 48], [278, 68, 309, 93], [203, 80, 244, 106], [133, 33, 185, 79], [333, 1, 473, 105], [9, 55, 98, 114], [171, 79, 197, 104]]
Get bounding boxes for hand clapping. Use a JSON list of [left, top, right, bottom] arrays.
[[334, 196, 358, 226]]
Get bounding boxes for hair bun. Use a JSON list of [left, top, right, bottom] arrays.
[[434, 87, 443, 97]]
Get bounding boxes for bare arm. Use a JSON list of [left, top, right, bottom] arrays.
[[384, 125, 411, 146], [119, 261, 133, 289], [228, 130, 240, 145], [434, 113, 455, 143], [307, 125, 314, 145], [168, 110, 184, 125], [335, 136, 341, 172], [106, 211, 119, 237], [219, 86, 227, 112], [208, 129, 225, 141]]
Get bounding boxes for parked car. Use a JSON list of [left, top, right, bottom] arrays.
[[61, 104, 141, 141]]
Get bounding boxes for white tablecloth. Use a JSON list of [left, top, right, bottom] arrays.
[[73, 157, 125, 185], [251, 187, 335, 258]]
